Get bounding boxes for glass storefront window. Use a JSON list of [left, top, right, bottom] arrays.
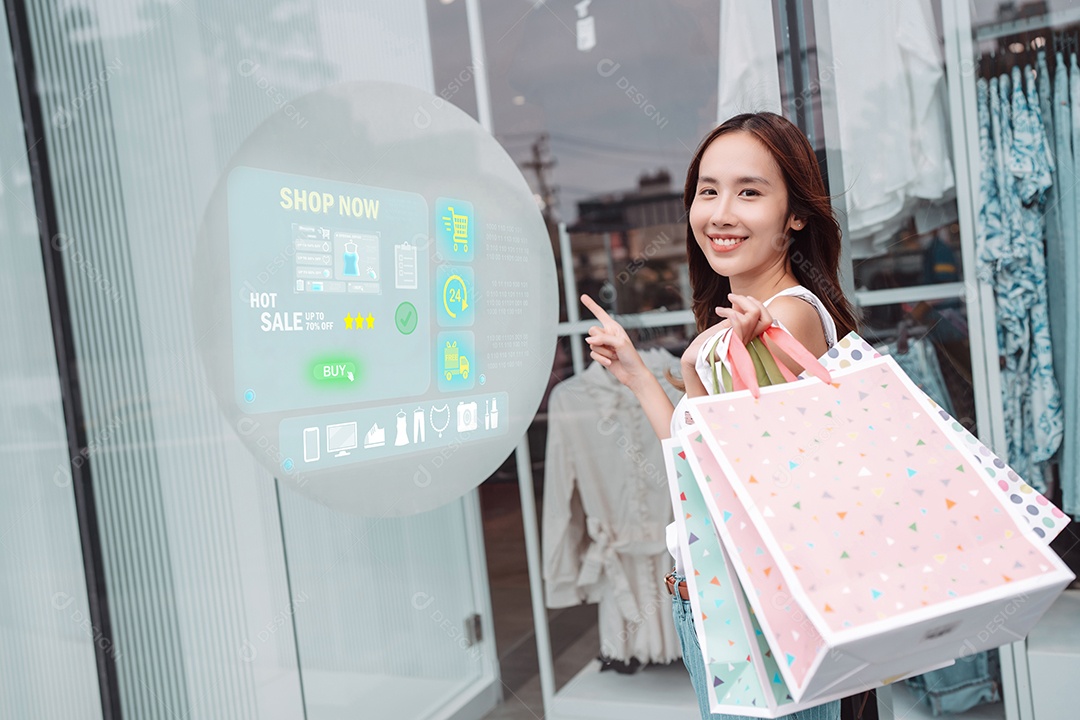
[[5, 2, 1078, 719], [480, 0, 718, 324], [17, 2, 497, 719], [857, 298, 977, 434]]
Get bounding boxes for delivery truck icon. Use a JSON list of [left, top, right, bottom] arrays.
[[443, 340, 470, 381]]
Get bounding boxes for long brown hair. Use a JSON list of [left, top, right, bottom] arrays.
[[684, 112, 858, 337]]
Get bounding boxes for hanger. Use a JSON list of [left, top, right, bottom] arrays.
[[896, 318, 911, 356]]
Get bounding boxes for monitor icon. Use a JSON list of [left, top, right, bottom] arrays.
[[326, 421, 358, 457]]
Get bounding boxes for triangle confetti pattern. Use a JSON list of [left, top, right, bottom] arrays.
[[691, 357, 1056, 634], [668, 442, 770, 709], [684, 434, 825, 688]]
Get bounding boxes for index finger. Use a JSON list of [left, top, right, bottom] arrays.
[[580, 294, 616, 326]]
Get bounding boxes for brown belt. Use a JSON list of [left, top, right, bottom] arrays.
[[665, 572, 690, 601]]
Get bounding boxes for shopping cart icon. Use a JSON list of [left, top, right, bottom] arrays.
[[443, 340, 470, 381], [443, 207, 469, 253], [436, 197, 475, 261]]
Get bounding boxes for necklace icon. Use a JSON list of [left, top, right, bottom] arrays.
[[430, 404, 450, 438]]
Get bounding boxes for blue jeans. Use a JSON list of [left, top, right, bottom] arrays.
[[905, 650, 1001, 716], [671, 575, 840, 720]]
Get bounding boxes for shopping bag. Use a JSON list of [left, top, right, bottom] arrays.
[[683, 330, 1075, 703], [705, 327, 1070, 544], [663, 438, 947, 717], [816, 333, 1070, 544]]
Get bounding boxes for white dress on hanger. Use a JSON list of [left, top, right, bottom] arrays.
[[543, 348, 684, 664]]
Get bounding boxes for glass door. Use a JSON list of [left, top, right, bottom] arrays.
[[16, 1, 498, 718]]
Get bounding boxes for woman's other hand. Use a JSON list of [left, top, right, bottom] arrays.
[[716, 293, 774, 344]]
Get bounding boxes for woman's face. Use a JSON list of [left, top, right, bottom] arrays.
[[689, 131, 798, 281]]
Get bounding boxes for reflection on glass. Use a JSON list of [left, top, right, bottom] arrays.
[[570, 169, 688, 316], [853, 222, 965, 292], [858, 299, 975, 434], [474, 3, 721, 704], [480, 0, 720, 346]]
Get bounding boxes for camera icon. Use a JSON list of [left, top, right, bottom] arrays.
[[457, 401, 478, 432]]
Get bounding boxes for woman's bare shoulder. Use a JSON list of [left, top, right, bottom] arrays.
[[764, 295, 828, 356]]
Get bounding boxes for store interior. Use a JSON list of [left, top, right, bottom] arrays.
[[460, 1, 1080, 719]]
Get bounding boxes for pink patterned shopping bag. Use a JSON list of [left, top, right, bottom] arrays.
[[817, 333, 1069, 544], [668, 434, 949, 717], [684, 352, 1074, 703]]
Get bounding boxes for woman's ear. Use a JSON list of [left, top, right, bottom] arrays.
[[788, 216, 805, 231]]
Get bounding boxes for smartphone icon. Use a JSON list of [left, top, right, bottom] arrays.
[[303, 427, 320, 462]]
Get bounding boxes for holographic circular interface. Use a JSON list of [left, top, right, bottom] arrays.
[[195, 81, 558, 516]]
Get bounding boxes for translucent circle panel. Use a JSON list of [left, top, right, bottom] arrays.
[[195, 81, 558, 516]]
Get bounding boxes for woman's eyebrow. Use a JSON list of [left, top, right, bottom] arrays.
[[698, 175, 772, 186]]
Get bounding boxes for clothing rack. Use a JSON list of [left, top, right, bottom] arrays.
[[974, 5, 1080, 43], [976, 18, 1080, 78]]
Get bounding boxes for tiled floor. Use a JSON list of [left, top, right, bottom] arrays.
[[479, 478, 621, 719], [482, 621, 603, 720]]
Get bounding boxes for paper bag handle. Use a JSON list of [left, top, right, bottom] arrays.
[[708, 323, 832, 398]]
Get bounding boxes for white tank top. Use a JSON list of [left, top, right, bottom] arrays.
[[666, 285, 839, 573]]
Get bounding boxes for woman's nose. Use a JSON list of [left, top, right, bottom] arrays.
[[710, 193, 736, 226]]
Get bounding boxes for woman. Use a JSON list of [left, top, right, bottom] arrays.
[[582, 112, 858, 720]]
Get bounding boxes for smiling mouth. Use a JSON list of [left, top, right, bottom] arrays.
[[710, 236, 746, 252]]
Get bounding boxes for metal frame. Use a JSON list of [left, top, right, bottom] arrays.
[[942, 3, 1031, 719], [3, 2, 123, 718], [807, 0, 855, 302]]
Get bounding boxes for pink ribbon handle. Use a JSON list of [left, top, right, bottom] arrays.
[[727, 328, 761, 397], [725, 323, 834, 399], [769, 344, 800, 383], [762, 325, 832, 386]]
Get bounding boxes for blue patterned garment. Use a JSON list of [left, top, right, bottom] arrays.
[[1039, 49, 1068, 431], [1020, 67, 1064, 475], [977, 67, 1063, 488], [1050, 54, 1076, 501], [1064, 55, 1080, 514], [976, 78, 1003, 284]]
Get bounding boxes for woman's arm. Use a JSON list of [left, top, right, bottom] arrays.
[[580, 295, 677, 440], [681, 318, 728, 398], [626, 373, 677, 440]]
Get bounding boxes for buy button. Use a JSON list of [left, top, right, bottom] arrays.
[[313, 361, 357, 382]]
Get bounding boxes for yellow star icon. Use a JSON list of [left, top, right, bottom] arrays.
[[344, 314, 353, 329], [366, 314, 374, 329]]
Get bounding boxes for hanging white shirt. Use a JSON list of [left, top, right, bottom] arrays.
[[826, 0, 955, 256]]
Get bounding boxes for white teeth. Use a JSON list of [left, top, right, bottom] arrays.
[[712, 237, 745, 248]]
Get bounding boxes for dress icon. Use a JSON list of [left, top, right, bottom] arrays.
[[395, 410, 409, 446], [343, 241, 359, 276]]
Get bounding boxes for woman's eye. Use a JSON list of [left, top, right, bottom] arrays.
[[739, 188, 761, 197], [698, 187, 716, 196]]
